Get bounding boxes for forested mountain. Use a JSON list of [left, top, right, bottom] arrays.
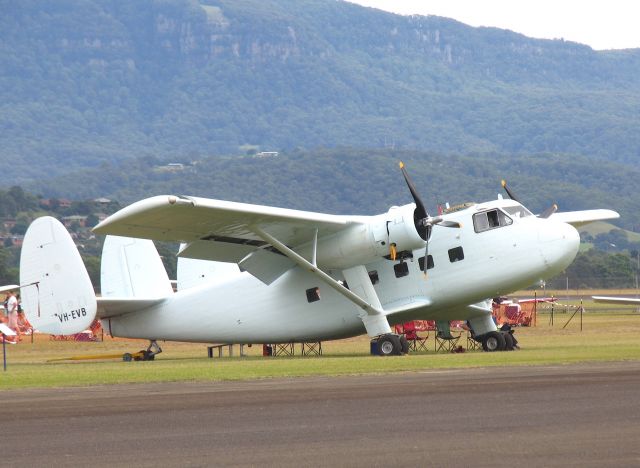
[[2, 0, 640, 183], [31, 148, 640, 231]]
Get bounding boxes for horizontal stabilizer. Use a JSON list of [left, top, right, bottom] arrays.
[[97, 297, 167, 319], [0, 284, 19, 295]]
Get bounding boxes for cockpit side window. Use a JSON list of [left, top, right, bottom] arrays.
[[503, 205, 533, 219], [473, 209, 513, 233]]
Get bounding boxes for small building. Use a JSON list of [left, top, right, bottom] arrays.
[[62, 215, 88, 228]]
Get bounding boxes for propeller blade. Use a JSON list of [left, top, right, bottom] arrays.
[[423, 238, 429, 278], [501, 179, 521, 204], [399, 162, 427, 220], [539, 204, 558, 219]]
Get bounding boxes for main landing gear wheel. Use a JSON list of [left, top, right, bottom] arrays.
[[399, 335, 409, 354], [502, 332, 515, 351], [482, 331, 506, 352], [377, 334, 402, 356]]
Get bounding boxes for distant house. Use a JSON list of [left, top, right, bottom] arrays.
[[2, 218, 16, 230], [40, 198, 72, 208], [255, 151, 279, 158], [62, 215, 88, 228], [93, 197, 112, 204], [155, 163, 186, 172], [1, 235, 24, 247]]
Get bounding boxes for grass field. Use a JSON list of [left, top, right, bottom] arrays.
[[1, 299, 639, 390]]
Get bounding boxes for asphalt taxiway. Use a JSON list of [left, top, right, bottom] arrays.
[[3, 361, 640, 467]]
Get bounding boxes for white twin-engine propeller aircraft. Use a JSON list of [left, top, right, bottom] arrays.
[[20, 164, 618, 356]]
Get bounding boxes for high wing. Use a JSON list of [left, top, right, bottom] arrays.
[[592, 296, 640, 305], [548, 209, 619, 228], [94, 195, 357, 257], [94, 195, 368, 283]]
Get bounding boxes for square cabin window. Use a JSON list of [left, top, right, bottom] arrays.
[[394, 262, 409, 278], [368, 270, 379, 285], [448, 246, 464, 263], [418, 255, 434, 271], [306, 287, 321, 303]]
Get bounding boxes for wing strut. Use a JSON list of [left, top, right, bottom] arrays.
[[251, 226, 392, 337]]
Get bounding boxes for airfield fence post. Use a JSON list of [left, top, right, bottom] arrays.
[[549, 301, 554, 326], [562, 302, 583, 330], [534, 291, 537, 327], [2, 333, 6, 371]]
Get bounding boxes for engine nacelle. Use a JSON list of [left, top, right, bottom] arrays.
[[298, 204, 426, 269]]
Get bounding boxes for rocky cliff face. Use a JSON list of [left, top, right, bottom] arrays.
[[2, 0, 640, 183]]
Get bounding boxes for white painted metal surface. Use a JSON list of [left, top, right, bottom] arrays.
[[18, 194, 614, 344]]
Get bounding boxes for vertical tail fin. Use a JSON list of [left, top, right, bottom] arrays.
[[20, 217, 97, 335], [101, 236, 173, 298]]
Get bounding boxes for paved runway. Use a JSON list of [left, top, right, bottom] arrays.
[[3, 361, 640, 467]]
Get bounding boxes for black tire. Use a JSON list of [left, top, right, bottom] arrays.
[[482, 331, 506, 352], [399, 335, 409, 355], [122, 353, 133, 362], [502, 332, 514, 350], [377, 334, 401, 356]]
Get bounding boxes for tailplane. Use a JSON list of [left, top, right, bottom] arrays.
[[20, 216, 97, 335]]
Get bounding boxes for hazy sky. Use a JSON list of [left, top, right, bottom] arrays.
[[347, 0, 640, 50]]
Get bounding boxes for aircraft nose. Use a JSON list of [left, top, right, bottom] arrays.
[[542, 221, 580, 272]]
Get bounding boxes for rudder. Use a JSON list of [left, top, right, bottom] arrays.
[[19, 217, 97, 335]]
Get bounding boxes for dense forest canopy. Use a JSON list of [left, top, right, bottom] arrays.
[[29, 149, 640, 231], [1, 0, 640, 184]]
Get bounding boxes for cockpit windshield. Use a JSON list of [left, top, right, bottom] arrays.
[[502, 205, 533, 219]]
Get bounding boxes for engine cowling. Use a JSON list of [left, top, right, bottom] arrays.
[[298, 204, 426, 270]]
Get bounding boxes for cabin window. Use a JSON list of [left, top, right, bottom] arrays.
[[473, 209, 513, 233], [394, 262, 409, 278], [418, 255, 434, 271], [306, 287, 321, 303], [448, 246, 464, 263], [368, 270, 379, 285]]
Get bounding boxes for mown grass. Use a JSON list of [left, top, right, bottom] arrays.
[[1, 309, 639, 390]]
